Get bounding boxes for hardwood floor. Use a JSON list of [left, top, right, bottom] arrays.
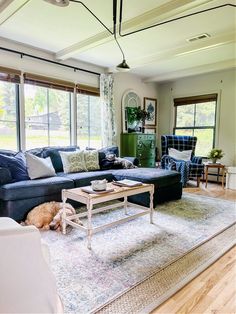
[[152, 182, 236, 314]]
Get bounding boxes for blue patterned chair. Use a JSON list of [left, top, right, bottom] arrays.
[[161, 135, 204, 187]]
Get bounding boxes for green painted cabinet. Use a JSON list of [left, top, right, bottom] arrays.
[[120, 133, 156, 167]]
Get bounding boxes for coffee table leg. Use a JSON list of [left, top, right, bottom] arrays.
[[124, 196, 128, 215], [150, 189, 154, 224], [87, 202, 93, 250], [62, 190, 67, 235]]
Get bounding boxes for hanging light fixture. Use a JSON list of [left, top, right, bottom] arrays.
[[43, 0, 130, 72], [43, 0, 69, 7]]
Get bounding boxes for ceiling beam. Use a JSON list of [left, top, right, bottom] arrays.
[[127, 32, 236, 69], [56, 0, 213, 60], [0, 0, 30, 25], [0, 0, 14, 13], [143, 59, 236, 83]]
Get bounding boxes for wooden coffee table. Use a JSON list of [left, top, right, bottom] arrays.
[[61, 182, 154, 249]]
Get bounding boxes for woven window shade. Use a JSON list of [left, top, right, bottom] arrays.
[[24, 73, 75, 92], [174, 94, 217, 106], [0, 66, 21, 83], [76, 84, 100, 96]]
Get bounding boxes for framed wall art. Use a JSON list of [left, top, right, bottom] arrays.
[[144, 127, 156, 134], [144, 97, 157, 126]]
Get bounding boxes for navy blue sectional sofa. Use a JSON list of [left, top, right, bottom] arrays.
[[0, 146, 182, 221]]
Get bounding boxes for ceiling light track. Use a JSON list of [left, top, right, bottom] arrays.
[[43, 0, 130, 71], [0, 46, 100, 76], [69, 0, 113, 35], [118, 2, 236, 37]]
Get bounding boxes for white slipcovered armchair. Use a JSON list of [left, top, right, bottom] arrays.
[[0, 217, 63, 314]]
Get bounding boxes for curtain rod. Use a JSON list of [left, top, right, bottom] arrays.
[[0, 46, 101, 76]]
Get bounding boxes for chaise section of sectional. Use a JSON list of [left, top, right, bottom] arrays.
[[111, 168, 182, 207]]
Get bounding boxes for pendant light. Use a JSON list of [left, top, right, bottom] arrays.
[[43, 0, 69, 7]]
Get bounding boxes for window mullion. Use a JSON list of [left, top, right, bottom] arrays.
[[88, 96, 90, 148], [47, 88, 50, 146], [71, 87, 77, 146], [19, 73, 26, 151]]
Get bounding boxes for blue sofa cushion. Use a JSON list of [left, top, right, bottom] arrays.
[[57, 170, 114, 188], [0, 150, 16, 157], [0, 167, 12, 184], [43, 146, 77, 172], [111, 168, 181, 188], [0, 176, 74, 201], [0, 152, 29, 182]]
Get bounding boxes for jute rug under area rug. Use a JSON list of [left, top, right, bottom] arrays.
[[40, 193, 236, 314]]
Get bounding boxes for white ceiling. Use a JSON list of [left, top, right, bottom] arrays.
[[0, 0, 235, 82]]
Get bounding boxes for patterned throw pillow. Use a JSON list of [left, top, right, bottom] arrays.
[[60, 151, 87, 173], [84, 150, 100, 171]]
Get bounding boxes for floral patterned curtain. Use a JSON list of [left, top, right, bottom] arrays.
[[100, 74, 116, 147]]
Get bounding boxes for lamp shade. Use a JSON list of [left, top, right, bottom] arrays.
[[43, 0, 70, 7], [116, 59, 130, 72]]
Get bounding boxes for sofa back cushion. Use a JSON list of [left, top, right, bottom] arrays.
[[0, 152, 29, 182], [0, 150, 16, 157], [0, 167, 12, 185], [43, 146, 77, 172]]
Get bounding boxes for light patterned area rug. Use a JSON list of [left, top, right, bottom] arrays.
[[41, 193, 236, 314]]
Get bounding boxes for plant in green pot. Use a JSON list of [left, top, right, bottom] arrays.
[[207, 148, 224, 164], [127, 106, 150, 133]]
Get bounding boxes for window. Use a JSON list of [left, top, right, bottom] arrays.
[[24, 84, 71, 149], [77, 93, 101, 149], [0, 69, 20, 150], [174, 94, 217, 156]]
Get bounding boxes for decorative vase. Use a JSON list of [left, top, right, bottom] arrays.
[[211, 158, 217, 164]]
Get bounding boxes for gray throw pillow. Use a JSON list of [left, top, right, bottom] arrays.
[[25, 153, 56, 180]]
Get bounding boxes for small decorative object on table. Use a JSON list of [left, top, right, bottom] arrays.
[[91, 179, 107, 191], [207, 148, 224, 164]]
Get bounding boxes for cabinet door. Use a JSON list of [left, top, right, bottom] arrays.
[[139, 159, 156, 167]]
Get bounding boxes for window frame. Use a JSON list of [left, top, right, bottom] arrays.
[[0, 80, 20, 151], [173, 94, 218, 157], [0, 67, 100, 151]]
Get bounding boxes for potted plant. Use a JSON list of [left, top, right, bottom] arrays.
[[127, 106, 150, 132], [207, 148, 224, 163]]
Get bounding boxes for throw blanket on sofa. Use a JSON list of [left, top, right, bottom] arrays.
[[162, 156, 190, 187]]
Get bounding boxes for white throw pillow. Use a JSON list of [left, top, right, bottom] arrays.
[[60, 151, 87, 173], [84, 150, 100, 171], [168, 148, 192, 161], [25, 153, 56, 180]]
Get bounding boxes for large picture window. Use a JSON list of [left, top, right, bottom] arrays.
[[174, 94, 217, 156], [24, 84, 71, 149], [0, 73, 19, 151], [77, 93, 101, 149]]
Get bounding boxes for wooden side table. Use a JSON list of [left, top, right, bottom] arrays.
[[204, 163, 226, 188]]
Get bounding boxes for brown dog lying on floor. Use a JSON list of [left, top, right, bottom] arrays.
[[25, 201, 82, 231]]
